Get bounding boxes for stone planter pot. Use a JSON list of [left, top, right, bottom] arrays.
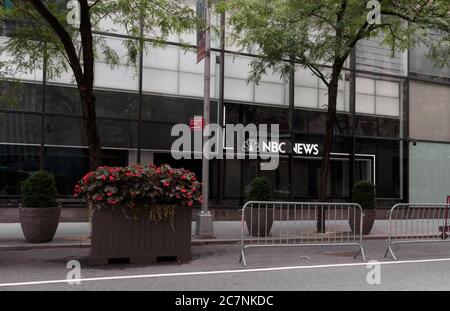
[[19, 206, 61, 243], [244, 207, 274, 237], [89, 206, 192, 265], [349, 209, 376, 235]]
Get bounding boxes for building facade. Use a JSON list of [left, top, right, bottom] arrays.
[[0, 1, 449, 211]]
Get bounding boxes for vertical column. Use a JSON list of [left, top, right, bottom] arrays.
[[137, 0, 145, 164], [348, 48, 356, 200], [195, 0, 215, 238], [40, 42, 48, 170], [218, 10, 226, 208], [288, 58, 295, 201]]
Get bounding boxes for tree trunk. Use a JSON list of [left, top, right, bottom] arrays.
[[29, 1, 101, 170], [317, 73, 340, 233], [80, 87, 101, 170]]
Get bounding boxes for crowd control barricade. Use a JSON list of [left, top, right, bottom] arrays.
[[239, 201, 366, 266], [385, 203, 450, 261]]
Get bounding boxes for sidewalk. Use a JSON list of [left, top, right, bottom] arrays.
[[0, 220, 402, 250]]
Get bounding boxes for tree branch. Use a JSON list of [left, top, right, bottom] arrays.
[[89, 0, 101, 9], [28, 0, 85, 85], [307, 63, 330, 87], [79, 0, 95, 89]]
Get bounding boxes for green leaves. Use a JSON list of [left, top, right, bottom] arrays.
[[0, 0, 197, 80], [222, 0, 450, 84], [21, 171, 58, 208], [248, 177, 273, 201], [352, 181, 376, 210]]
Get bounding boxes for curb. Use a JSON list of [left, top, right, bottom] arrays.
[[0, 235, 391, 251], [0, 242, 91, 251]]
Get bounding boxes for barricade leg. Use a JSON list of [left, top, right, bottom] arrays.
[[384, 242, 398, 261], [354, 244, 366, 262]]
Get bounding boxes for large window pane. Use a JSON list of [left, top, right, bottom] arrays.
[[410, 43, 450, 79], [0, 112, 41, 144], [410, 81, 450, 142], [45, 147, 88, 197], [45, 115, 86, 146], [0, 145, 40, 196], [0, 81, 42, 112], [98, 119, 138, 149], [409, 142, 450, 203], [46, 85, 81, 115], [356, 139, 400, 198]]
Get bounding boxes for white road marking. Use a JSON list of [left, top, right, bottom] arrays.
[[1, 257, 450, 288]]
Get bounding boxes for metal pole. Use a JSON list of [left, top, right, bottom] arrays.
[[348, 48, 356, 200], [195, 0, 215, 238], [288, 57, 295, 201], [40, 42, 48, 170], [218, 9, 225, 208], [137, 0, 145, 165]]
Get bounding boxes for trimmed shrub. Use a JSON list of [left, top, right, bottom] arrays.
[[22, 171, 57, 208], [352, 181, 376, 210], [248, 177, 273, 201]]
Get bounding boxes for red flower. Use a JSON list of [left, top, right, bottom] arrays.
[[181, 188, 187, 193], [109, 175, 115, 182], [74, 184, 81, 194], [188, 201, 193, 207], [163, 181, 170, 187], [82, 172, 94, 183]]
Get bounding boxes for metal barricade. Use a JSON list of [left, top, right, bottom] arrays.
[[385, 203, 450, 261], [239, 201, 366, 266]]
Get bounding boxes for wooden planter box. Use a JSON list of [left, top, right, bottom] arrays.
[[89, 207, 192, 265]]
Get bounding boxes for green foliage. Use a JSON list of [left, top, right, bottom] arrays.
[[248, 177, 273, 201], [218, 0, 449, 85], [75, 164, 202, 220], [21, 171, 57, 208], [352, 181, 376, 210], [0, 0, 197, 80]]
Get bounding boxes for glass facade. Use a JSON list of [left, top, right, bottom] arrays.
[[409, 81, 450, 203], [409, 142, 450, 203], [1, 13, 449, 209], [206, 102, 402, 207]]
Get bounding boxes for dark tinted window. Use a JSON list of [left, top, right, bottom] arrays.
[[0, 112, 41, 144], [0, 82, 42, 112], [0, 145, 40, 196]]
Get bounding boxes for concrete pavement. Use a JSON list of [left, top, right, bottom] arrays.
[[1, 240, 450, 290], [0, 219, 442, 250], [0, 220, 400, 249]]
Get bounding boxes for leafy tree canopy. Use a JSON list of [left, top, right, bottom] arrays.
[[0, 0, 197, 80], [218, 0, 450, 84]]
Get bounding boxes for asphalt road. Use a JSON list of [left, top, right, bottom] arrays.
[[1, 240, 450, 291]]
